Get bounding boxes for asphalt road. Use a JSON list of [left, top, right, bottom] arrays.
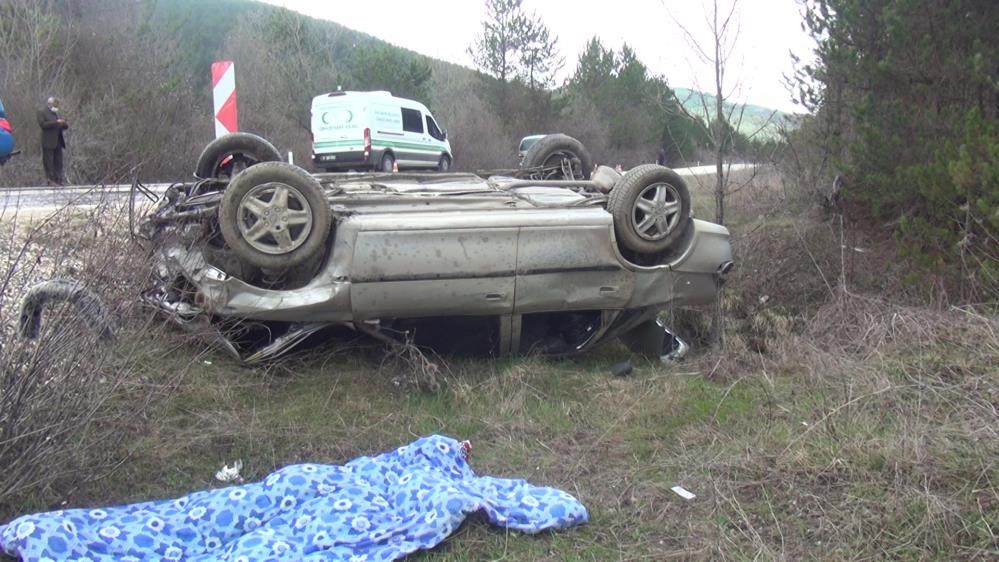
[[0, 163, 754, 212], [0, 183, 170, 213]]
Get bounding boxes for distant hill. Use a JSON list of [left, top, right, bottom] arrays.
[[672, 87, 795, 138]]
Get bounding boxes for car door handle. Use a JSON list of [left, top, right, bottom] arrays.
[[485, 293, 506, 302], [599, 286, 618, 294]]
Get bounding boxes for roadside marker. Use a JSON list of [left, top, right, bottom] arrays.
[[211, 61, 238, 138]]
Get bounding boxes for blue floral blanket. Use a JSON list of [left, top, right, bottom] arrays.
[[0, 435, 587, 561]]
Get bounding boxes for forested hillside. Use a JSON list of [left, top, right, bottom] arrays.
[[0, 0, 775, 186]]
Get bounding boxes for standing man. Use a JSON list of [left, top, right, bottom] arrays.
[[656, 146, 669, 167], [37, 96, 68, 185]]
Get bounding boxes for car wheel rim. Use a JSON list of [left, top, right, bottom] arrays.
[[632, 182, 682, 241], [236, 181, 314, 255]]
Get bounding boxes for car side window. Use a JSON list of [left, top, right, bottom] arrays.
[[401, 108, 424, 134], [426, 116, 445, 141]]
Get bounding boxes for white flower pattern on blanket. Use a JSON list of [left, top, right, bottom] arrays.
[[0, 435, 587, 561]]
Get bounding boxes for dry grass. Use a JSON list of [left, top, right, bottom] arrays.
[[0, 174, 996, 560], [0, 199, 215, 520]]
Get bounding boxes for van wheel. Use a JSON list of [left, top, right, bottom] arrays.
[[218, 162, 332, 270], [381, 153, 395, 172], [520, 134, 592, 180], [438, 154, 451, 172], [608, 165, 691, 255], [195, 133, 281, 179]]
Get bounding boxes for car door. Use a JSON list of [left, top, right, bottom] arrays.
[[514, 208, 635, 313], [348, 211, 518, 320]]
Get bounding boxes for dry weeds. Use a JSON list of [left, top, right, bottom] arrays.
[[0, 172, 996, 560]]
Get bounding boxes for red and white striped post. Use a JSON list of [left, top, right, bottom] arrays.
[[211, 61, 238, 138]]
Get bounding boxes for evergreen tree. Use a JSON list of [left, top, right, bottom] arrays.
[[794, 0, 999, 295]]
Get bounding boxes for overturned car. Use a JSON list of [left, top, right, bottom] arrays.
[[44, 133, 733, 363]]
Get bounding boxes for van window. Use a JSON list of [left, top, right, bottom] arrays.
[[401, 108, 424, 134], [426, 116, 445, 141]]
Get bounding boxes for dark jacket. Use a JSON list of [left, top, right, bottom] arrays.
[[37, 107, 68, 150]]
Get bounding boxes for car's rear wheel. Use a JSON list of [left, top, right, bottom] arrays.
[[608, 164, 691, 255], [520, 134, 592, 180], [195, 133, 282, 179], [218, 162, 331, 270]]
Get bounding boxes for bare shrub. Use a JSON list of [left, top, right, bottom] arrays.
[[380, 339, 448, 394], [431, 63, 516, 171], [223, 7, 344, 169], [0, 198, 160, 517]]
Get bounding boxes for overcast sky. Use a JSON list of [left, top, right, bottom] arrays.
[[260, 0, 816, 114]]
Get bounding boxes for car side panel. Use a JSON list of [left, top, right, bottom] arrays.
[[349, 227, 518, 319], [514, 223, 634, 312]]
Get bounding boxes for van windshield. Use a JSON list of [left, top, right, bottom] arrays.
[[426, 115, 445, 141]]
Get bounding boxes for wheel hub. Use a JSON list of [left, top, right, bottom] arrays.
[[632, 181, 681, 241], [236, 182, 314, 255]]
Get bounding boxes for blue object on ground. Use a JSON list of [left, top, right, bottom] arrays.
[[0, 435, 588, 561], [0, 97, 13, 158]]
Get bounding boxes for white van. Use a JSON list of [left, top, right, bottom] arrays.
[[311, 91, 452, 172]]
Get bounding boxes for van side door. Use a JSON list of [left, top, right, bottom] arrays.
[[399, 108, 434, 168]]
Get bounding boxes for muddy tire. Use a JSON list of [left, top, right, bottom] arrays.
[[195, 133, 282, 179], [218, 162, 331, 270], [19, 279, 114, 341], [520, 134, 592, 180], [608, 164, 691, 255]]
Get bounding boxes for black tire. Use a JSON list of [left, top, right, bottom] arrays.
[[608, 164, 691, 255], [520, 134, 592, 180], [438, 154, 451, 172], [218, 162, 332, 270], [380, 152, 395, 172], [195, 133, 282, 179]]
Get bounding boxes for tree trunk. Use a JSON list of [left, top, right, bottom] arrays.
[[709, 0, 726, 348]]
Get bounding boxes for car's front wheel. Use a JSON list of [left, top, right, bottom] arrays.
[[218, 162, 332, 270], [608, 164, 691, 255], [438, 154, 451, 172]]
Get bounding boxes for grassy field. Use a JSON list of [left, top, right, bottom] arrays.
[[19, 300, 992, 560], [1, 173, 997, 560]]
